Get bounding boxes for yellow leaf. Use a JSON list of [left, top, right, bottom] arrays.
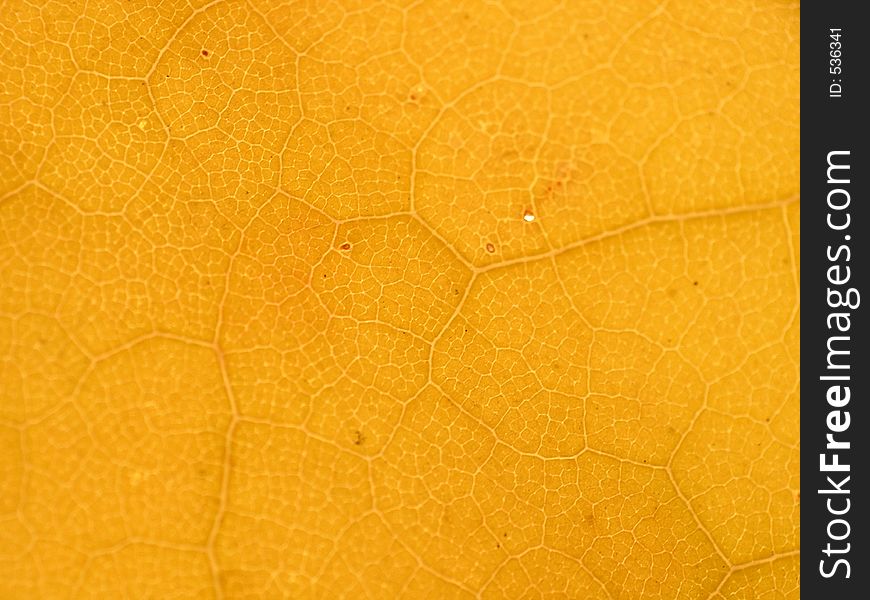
[[0, 0, 799, 598]]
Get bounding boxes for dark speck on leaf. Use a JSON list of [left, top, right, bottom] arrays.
[[201, 49, 209, 56], [340, 242, 351, 251]]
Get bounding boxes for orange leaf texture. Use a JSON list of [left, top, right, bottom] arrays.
[[0, 0, 799, 598]]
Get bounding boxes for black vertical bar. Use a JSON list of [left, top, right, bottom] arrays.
[[802, 2, 867, 597]]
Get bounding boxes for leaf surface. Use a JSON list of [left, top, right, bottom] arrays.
[[0, 0, 799, 597]]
